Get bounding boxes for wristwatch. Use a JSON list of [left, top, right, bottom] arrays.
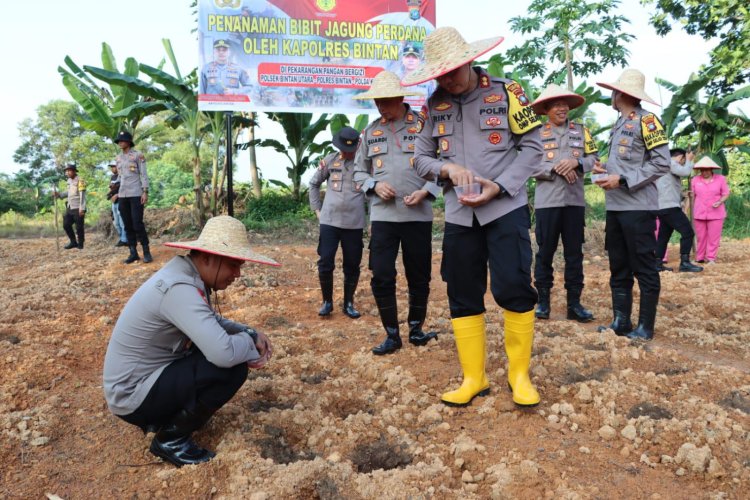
[[618, 177, 627, 188], [493, 182, 506, 198], [244, 328, 259, 343]]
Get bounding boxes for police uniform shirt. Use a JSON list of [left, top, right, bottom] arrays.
[[603, 106, 670, 211], [413, 68, 544, 227], [353, 106, 441, 223], [103, 255, 258, 415], [308, 151, 366, 229], [116, 149, 149, 198], [534, 121, 598, 209], [200, 62, 252, 95], [657, 159, 693, 210], [61, 175, 86, 211]]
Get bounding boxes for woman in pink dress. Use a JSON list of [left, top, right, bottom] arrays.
[[690, 156, 730, 264]]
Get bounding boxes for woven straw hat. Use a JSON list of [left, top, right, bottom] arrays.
[[693, 156, 720, 169], [165, 215, 279, 266], [352, 71, 421, 100], [597, 68, 658, 106], [401, 27, 504, 86], [531, 84, 585, 114]]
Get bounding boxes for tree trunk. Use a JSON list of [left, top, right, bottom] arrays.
[[210, 140, 220, 216], [192, 153, 204, 227], [248, 114, 262, 198], [564, 37, 574, 91]]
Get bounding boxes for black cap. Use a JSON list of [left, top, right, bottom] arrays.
[[670, 148, 686, 157], [213, 39, 231, 49], [64, 163, 77, 172], [402, 42, 422, 57], [332, 126, 360, 153], [115, 131, 134, 146]]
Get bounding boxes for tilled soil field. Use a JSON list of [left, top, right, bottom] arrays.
[[1, 225, 748, 499]]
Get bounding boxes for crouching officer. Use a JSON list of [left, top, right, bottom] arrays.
[[55, 163, 86, 250], [593, 68, 670, 341], [308, 126, 366, 318], [353, 71, 441, 355], [115, 131, 153, 264], [405, 27, 544, 407], [530, 84, 597, 322], [103, 216, 279, 466]]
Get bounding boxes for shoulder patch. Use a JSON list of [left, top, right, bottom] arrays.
[[641, 114, 668, 150], [78, 179, 87, 191], [505, 81, 540, 135], [583, 127, 598, 155]]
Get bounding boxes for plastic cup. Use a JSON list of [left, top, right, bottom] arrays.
[[454, 183, 482, 200]]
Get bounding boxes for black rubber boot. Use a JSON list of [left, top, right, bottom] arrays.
[[149, 404, 217, 467], [566, 288, 594, 322], [626, 292, 659, 341], [372, 295, 402, 355], [407, 294, 438, 346], [535, 288, 550, 319], [64, 240, 78, 250], [656, 256, 673, 272], [342, 275, 361, 319], [318, 272, 334, 316], [123, 244, 140, 264], [597, 288, 633, 336], [142, 243, 153, 263], [115, 240, 129, 247], [77, 240, 85, 250], [678, 254, 703, 273]]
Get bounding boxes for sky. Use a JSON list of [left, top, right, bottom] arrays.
[[0, 0, 725, 184]]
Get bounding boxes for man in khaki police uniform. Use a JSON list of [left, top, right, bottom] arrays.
[[200, 39, 252, 96], [593, 69, 670, 341], [353, 71, 441, 355], [530, 84, 598, 323], [308, 127, 366, 319], [115, 131, 152, 264], [404, 27, 544, 407], [55, 163, 86, 250]]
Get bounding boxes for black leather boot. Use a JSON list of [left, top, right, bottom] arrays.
[[372, 295, 402, 355], [149, 404, 217, 467], [407, 294, 438, 346], [627, 292, 659, 341], [597, 288, 633, 336], [678, 254, 703, 273], [318, 272, 334, 316], [123, 244, 140, 264], [656, 256, 673, 272], [142, 243, 153, 263], [342, 275, 361, 319], [77, 240, 85, 250], [566, 288, 594, 322], [535, 288, 550, 319], [64, 240, 78, 250]]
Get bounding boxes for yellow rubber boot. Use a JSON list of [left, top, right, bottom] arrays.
[[441, 315, 490, 407], [503, 310, 540, 406]]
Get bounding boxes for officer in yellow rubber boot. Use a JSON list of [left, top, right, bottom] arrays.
[[405, 27, 544, 407]]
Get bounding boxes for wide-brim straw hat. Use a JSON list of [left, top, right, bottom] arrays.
[[165, 215, 279, 266], [693, 156, 720, 169], [597, 68, 659, 106], [401, 27, 504, 86], [531, 84, 585, 114], [352, 71, 421, 100]]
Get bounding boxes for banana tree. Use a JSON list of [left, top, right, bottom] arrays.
[[255, 113, 333, 199], [85, 39, 208, 225], [58, 43, 161, 143], [658, 73, 750, 172]]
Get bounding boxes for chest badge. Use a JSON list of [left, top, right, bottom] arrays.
[[372, 129, 383, 137], [488, 132, 502, 145], [484, 94, 503, 103], [438, 123, 446, 135], [485, 116, 502, 127], [434, 102, 452, 111], [376, 158, 383, 168], [440, 139, 450, 152]]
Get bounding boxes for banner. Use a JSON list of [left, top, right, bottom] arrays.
[[197, 0, 436, 113]]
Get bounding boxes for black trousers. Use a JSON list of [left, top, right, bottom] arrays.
[[533, 206, 585, 290], [118, 196, 149, 246], [656, 207, 695, 257], [605, 210, 660, 294], [441, 206, 537, 318], [119, 349, 247, 432], [369, 221, 432, 298], [62, 208, 85, 244], [317, 224, 363, 277]]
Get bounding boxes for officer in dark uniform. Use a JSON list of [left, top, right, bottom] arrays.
[[593, 69, 671, 341], [55, 163, 86, 250], [107, 162, 128, 247], [115, 131, 152, 264], [200, 39, 252, 95], [405, 27, 544, 407], [308, 127, 366, 319], [353, 71, 441, 355], [530, 84, 598, 322]]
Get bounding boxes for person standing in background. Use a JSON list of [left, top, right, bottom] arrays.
[[691, 156, 730, 264], [55, 163, 86, 250], [107, 162, 128, 248], [115, 131, 152, 264]]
